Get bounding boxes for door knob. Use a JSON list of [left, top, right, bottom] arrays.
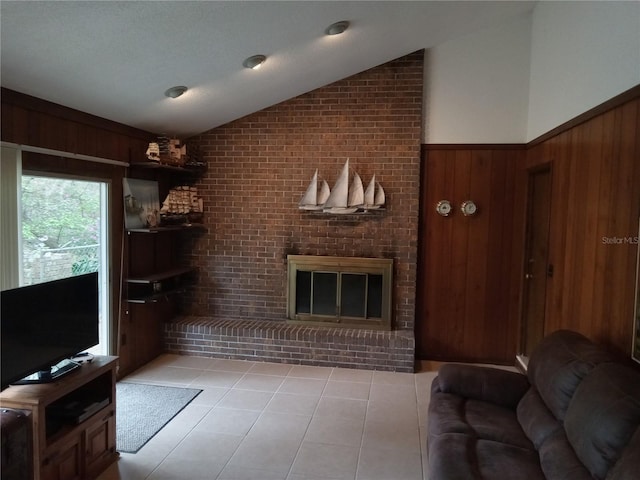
[[525, 273, 533, 279]]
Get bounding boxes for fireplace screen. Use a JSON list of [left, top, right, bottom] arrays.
[[287, 255, 392, 330]]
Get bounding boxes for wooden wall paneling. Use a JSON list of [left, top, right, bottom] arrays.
[[592, 109, 616, 341], [417, 149, 453, 358], [610, 99, 640, 351], [417, 147, 522, 363], [464, 150, 491, 360], [449, 150, 472, 357], [578, 116, 604, 333], [524, 96, 640, 358]]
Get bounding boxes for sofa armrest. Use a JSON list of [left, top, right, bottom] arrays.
[[435, 364, 530, 409]]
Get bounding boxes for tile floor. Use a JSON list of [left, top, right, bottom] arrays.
[[96, 354, 439, 480]]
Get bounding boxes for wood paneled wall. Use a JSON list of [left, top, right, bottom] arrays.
[[417, 146, 525, 363], [417, 87, 640, 363], [1, 88, 153, 359], [526, 93, 640, 357]]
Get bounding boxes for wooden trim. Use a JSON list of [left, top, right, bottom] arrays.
[[527, 84, 640, 147], [1, 87, 153, 139], [422, 144, 526, 151]]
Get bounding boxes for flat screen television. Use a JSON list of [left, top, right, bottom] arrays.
[[1, 272, 99, 390]]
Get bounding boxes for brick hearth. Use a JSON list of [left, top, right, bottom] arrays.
[[165, 316, 415, 372]]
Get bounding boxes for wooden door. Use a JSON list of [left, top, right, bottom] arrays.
[[416, 147, 524, 364], [520, 167, 552, 355]]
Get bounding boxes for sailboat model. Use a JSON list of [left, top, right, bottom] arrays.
[[323, 160, 364, 214], [298, 169, 331, 210], [363, 174, 386, 210]]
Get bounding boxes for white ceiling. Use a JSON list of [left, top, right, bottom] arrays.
[[1, 1, 535, 138]]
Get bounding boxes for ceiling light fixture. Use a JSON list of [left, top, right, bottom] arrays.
[[164, 86, 188, 98], [325, 20, 350, 36], [243, 54, 266, 70]]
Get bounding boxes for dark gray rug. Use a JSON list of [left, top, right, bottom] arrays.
[[116, 382, 201, 453]]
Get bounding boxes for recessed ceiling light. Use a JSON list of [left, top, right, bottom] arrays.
[[325, 21, 349, 36], [164, 86, 188, 98], [243, 54, 266, 70]]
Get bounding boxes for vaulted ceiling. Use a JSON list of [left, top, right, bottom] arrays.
[[1, 1, 535, 137]]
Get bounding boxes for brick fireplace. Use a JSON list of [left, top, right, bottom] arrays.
[[164, 51, 423, 371]]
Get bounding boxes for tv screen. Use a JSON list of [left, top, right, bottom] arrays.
[[1, 272, 99, 390]]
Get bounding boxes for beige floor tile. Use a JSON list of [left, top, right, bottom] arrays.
[[368, 382, 416, 405], [248, 362, 293, 376], [190, 386, 229, 407], [303, 413, 364, 447], [323, 380, 370, 400], [147, 456, 227, 480], [247, 411, 311, 442], [357, 446, 423, 480], [226, 436, 301, 474], [330, 367, 373, 383], [265, 392, 320, 416], [361, 419, 421, 454], [166, 354, 217, 369], [217, 388, 274, 410], [234, 373, 286, 392], [291, 442, 359, 480], [164, 403, 211, 431], [123, 366, 204, 386], [167, 430, 243, 462], [315, 396, 368, 421], [107, 358, 432, 480], [288, 364, 333, 379], [278, 377, 327, 396], [194, 407, 260, 435], [209, 358, 256, 372], [366, 400, 418, 427], [218, 465, 288, 480], [191, 370, 244, 388], [372, 370, 415, 386]]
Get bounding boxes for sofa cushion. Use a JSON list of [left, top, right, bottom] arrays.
[[517, 388, 562, 449], [528, 330, 611, 421], [606, 427, 640, 480], [538, 429, 593, 480], [565, 363, 640, 480], [435, 364, 530, 409], [427, 433, 545, 480]]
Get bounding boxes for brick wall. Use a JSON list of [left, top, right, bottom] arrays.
[[183, 50, 423, 333]]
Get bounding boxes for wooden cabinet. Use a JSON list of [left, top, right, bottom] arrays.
[[0, 356, 119, 480]]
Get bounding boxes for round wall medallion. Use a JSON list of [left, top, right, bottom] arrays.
[[436, 200, 452, 217], [461, 200, 477, 216]]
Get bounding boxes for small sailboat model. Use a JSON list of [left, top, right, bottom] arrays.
[[298, 169, 331, 210], [363, 174, 386, 210], [323, 160, 364, 214]]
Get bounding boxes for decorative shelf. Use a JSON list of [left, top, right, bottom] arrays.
[[127, 223, 205, 233], [130, 161, 206, 175], [125, 267, 196, 304], [126, 267, 196, 285], [126, 287, 189, 304]]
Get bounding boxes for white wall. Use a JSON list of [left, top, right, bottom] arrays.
[[423, 13, 532, 144], [526, 1, 640, 141]]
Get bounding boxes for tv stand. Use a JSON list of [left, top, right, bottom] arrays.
[[0, 356, 118, 480], [14, 359, 81, 385]]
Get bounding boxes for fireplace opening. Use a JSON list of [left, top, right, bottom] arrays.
[[287, 255, 392, 330]]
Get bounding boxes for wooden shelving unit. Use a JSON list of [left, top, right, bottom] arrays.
[[119, 161, 206, 377], [0, 357, 119, 480]]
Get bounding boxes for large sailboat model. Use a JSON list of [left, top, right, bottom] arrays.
[[324, 159, 364, 214], [363, 174, 385, 210], [298, 169, 331, 210], [299, 160, 385, 214]]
